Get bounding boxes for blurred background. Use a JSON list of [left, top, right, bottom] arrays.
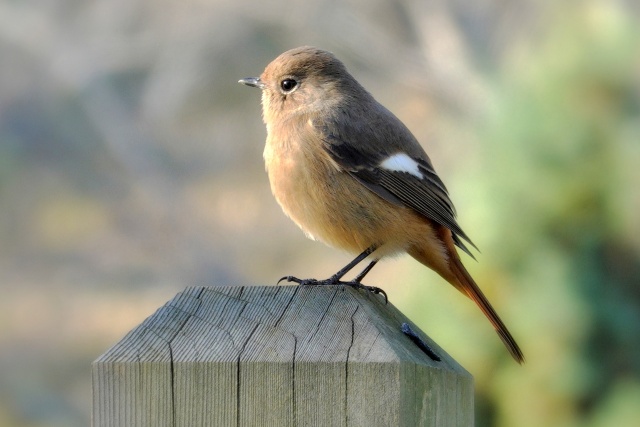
[[1, 0, 639, 426]]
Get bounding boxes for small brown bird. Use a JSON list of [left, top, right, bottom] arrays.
[[239, 46, 524, 363]]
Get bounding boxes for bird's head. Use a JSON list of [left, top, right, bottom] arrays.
[[239, 46, 364, 124]]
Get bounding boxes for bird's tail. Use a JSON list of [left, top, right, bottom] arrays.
[[448, 255, 525, 364], [409, 231, 525, 364]]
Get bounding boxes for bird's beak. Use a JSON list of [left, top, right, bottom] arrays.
[[238, 77, 265, 89]]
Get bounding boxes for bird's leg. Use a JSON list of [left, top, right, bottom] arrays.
[[278, 245, 375, 285], [327, 245, 377, 282], [352, 260, 378, 283], [342, 259, 387, 303], [278, 245, 387, 302]]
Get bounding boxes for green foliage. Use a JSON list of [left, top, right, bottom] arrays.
[[404, 3, 640, 426]]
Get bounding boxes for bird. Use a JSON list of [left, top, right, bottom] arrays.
[[239, 46, 524, 363]]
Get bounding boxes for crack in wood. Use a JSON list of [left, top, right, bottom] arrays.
[[345, 305, 358, 426], [274, 285, 300, 327], [235, 323, 260, 427]]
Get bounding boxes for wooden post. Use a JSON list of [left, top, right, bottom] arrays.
[[92, 285, 473, 426]]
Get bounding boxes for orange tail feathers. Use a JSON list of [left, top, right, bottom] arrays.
[[408, 228, 525, 363], [448, 255, 525, 364]]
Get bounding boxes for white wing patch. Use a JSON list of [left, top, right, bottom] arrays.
[[379, 153, 423, 179]]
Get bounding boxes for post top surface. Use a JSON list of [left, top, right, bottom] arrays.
[[95, 285, 469, 377]]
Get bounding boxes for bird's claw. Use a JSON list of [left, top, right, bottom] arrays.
[[347, 282, 388, 304], [277, 276, 322, 286], [277, 276, 388, 303]]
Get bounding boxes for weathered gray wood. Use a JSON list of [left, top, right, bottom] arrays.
[[93, 285, 474, 426]]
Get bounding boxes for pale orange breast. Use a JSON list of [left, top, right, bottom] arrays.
[[263, 128, 430, 257]]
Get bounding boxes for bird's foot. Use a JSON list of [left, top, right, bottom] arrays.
[[277, 276, 327, 287], [343, 280, 388, 304], [278, 276, 387, 303]]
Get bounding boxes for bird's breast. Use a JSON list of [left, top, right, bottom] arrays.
[[263, 129, 341, 237], [263, 123, 414, 255]]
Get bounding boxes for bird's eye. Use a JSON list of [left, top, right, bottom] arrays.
[[280, 78, 297, 92]]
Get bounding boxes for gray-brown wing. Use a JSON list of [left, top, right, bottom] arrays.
[[317, 117, 477, 257], [351, 166, 477, 258]]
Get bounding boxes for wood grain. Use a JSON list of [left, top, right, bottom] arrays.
[[93, 285, 473, 426]]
